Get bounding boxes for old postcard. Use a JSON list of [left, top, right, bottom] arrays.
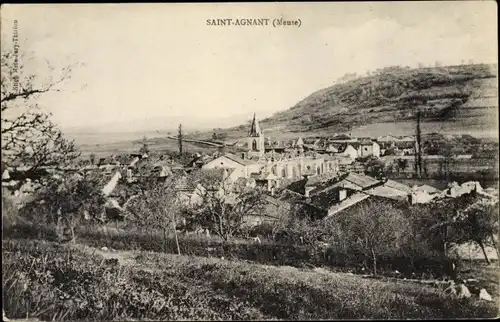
[[1, 2, 498, 321]]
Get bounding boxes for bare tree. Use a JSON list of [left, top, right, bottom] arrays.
[[1, 45, 82, 176], [21, 172, 107, 242], [184, 170, 266, 242], [331, 200, 411, 275], [451, 200, 499, 264], [139, 136, 150, 156], [123, 175, 182, 254], [89, 153, 96, 165]]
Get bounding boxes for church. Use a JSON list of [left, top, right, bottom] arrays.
[[202, 113, 340, 189]]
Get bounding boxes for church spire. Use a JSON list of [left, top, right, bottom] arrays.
[[248, 113, 262, 137]]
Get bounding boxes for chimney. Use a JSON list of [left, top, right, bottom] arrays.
[[338, 188, 347, 201]]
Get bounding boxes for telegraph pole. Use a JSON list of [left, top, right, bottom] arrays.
[[416, 110, 423, 177], [178, 123, 183, 156]]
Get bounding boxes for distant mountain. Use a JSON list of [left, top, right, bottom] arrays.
[[222, 64, 498, 140]]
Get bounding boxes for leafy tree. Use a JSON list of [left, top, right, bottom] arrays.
[[365, 158, 386, 179], [1, 46, 82, 177], [396, 159, 408, 174]]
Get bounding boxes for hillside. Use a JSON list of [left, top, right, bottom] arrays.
[[209, 64, 498, 141]]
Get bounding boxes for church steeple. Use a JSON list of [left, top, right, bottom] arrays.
[[249, 113, 262, 137], [247, 113, 265, 157]]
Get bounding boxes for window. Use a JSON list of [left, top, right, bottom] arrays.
[[364, 147, 369, 151], [252, 140, 258, 151], [306, 165, 311, 170]]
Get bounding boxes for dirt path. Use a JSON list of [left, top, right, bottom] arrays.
[[71, 244, 138, 267]]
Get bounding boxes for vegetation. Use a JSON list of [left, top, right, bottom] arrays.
[[1, 46, 82, 176], [3, 239, 498, 321], [183, 172, 267, 242], [19, 172, 107, 242], [123, 175, 182, 254]]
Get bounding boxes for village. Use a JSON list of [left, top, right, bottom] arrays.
[[3, 113, 498, 233]]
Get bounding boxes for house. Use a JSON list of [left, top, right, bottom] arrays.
[[102, 171, 122, 196], [394, 141, 417, 156], [202, 152, 260, 179], [364, 181, 411, 202], [2, 169, 10, 181], [353, 141, 381, 158], [287, 173, 415, 219], [295, 137, 304, 147], [440, 181, 483, 199], [250, 171, 279, 192], [326, 144, 339, 153], [377, 135, 399, 142], [337, 144, 359, 159], [413, 184, 441, 195]]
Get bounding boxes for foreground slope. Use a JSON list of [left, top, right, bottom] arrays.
[[3, 239, 498, 321]]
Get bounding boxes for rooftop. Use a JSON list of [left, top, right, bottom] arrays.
[[223, 153, 256, 166]]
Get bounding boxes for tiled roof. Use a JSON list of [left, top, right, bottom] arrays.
[[305, 172, 339, 187], [331, 134, 352, 140], [383, 179, 413, 194], [394, 141, 415, 149], [308, 187, 359, 211], [324, 192, 371, 217], [223, 153, 256, 166], [334, 173, 380, 190], [174, 169, 229, 192], [416, 184, 441, 194], [364, 185, 409, 201]]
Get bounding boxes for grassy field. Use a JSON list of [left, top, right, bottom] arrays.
[[3, 238, 499, 321], [73, 135, 218, 159]]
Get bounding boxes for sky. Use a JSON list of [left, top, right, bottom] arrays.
[[1, 2, 498, 133]]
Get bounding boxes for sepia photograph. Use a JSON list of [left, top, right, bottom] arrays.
[[1, 2, 498, 321]]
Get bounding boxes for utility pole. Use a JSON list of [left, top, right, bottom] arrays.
[[416, 110, 423, 177], [178, 123, 183, 156]]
